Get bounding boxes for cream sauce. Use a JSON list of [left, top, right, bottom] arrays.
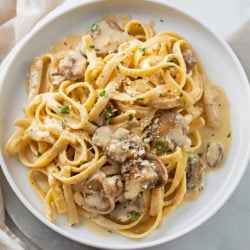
[[185, 80, 231, 201], [48, 33, 81, 53], [199, 80, 231, 169], [79, 215, 114, 236]]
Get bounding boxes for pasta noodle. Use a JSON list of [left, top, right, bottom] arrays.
[[5, 15, 231, 238]]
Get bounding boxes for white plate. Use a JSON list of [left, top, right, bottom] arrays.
[[0, 0, 250, 249]]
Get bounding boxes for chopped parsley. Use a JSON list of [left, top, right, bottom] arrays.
[[163, 147, 173, 153], [61, 119, 66, 129], [156, 140, 164, 150], [106, 105, 113, 113], [179, 92, 183, 97], [99, 104, 113, 125], [120, 60, 125, 65], [100, 90, 108, 98], [128, 113, 134, 120], [60, 105, 70, 114], [134, 97, 144, 102], [130, 211, 140, 220], [91, 23, 99, 32], [100, 105, 113, 116], [37, 151, 42, 157], [156, 141, 172, 153], [105, 116, 111, 125], [139, 47, 146, 53], [160, 19, 164, 23], [99, 109, 104, 117], [227, 131, 231, 138], [89, 45, 95, 49], [198, 152, 203, 158]]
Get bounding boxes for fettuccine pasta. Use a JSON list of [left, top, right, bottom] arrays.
[[5, 15, 231, 238]]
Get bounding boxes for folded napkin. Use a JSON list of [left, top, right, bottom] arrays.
[[0, 0, 66, 62], [0, 188, 27, 250], [0, 1, 66, 249]]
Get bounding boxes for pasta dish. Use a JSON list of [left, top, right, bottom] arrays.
[[5, 15, 231, 238]]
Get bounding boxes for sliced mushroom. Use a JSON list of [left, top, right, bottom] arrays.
[[206, 142, 224, 167], [83, 193, 114, 214], [121, 154, 168, 200], [92, 125, 114, 148], [147, 112, 189, 150], [78, 170, 123, 214], [89, 16, 132, 57], [92, 125, 146, 163], [110, 195, 145, 223], [202, 83, 220, 127], [104, 175, 124, 198], [58, 51, 87, 81], [186, 156, 205, 191], [182, 48, 196, 73], [50, 69, 66, 86]]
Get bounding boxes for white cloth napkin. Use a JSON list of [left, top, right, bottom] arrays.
[[0, 1, 66, 249], [0, 0, 66, 62], [0, 188, 27, 250]]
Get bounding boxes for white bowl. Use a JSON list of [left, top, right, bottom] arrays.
[[0, 0, 250, 249]]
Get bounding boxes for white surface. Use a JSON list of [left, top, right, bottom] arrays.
[[0, 0, 250, 249], [168, 0, 250, 38]]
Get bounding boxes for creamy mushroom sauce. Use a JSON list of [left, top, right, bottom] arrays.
[[185, 81, 231, 201], [200, 81, 231, 163]]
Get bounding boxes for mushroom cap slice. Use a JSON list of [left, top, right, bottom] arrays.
[[121, 154, 168, 200], [206, 142, 224, 168], [110, 195, 145, 223], [92, 125, 146, 163], [58, 51, 87, 80], [147, 112, 188, 150], [186, 156, 205, 191], [78, 170, 123, 214]]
